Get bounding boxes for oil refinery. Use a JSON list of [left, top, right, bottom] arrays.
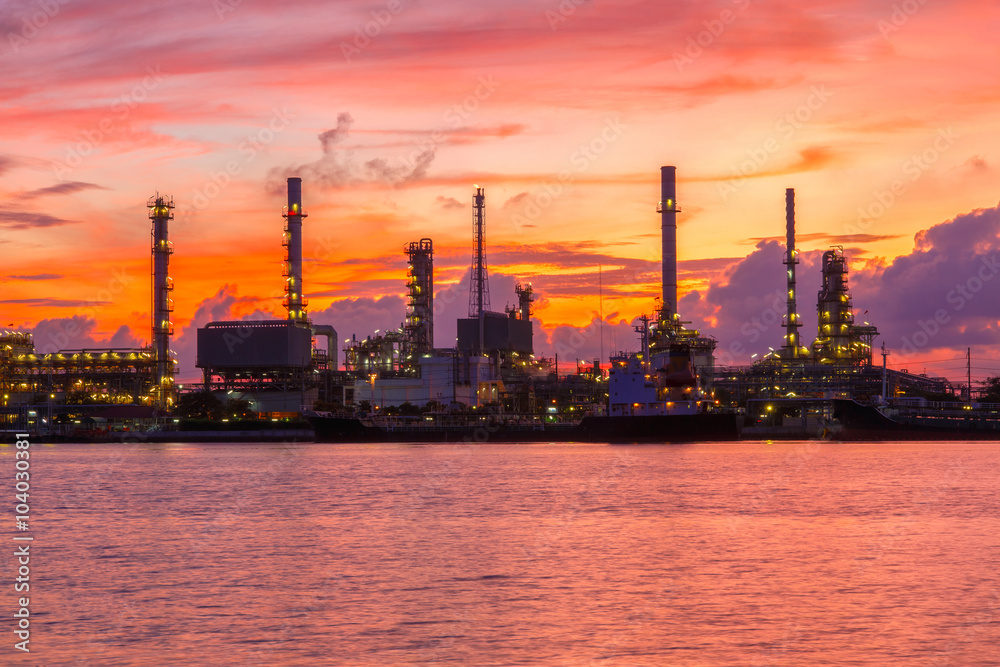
[[0, 165, 976, 439]]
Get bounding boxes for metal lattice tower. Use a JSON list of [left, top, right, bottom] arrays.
[[148, 193, 175, 408], [468, 187, 490, 319], [283, 177, 308, 325]]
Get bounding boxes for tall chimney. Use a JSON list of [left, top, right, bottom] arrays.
[[659, 166, 678, 319], [283, 177, 308, 325], [782, 188, 801, 358]]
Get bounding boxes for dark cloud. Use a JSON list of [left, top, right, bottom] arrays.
[[172, 284, 275, 381], [21, 181, 109, 199], [0, 211, 77, 229], [6, 274, 63, 281], [744, 232, 904, 245], [0, 155, 19, 176], [964, 155, 989, 173], [849, 203, 1000, 358], [0, 297, 106, 307], [678, 240, 824, 365], [677, 257, 742, 274], [679, 203, 1000, 373], [541, 315, 645, 365], [29, 316, 141, 355], [435, 195, 463, 210], [502, 192, 530, 209], [309, 295, 407, 350]]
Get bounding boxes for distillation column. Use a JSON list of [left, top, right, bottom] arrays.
[[283, 177, 308, 325], [516, 283, 533, 321], [148, 194, 175, 408], [812, 248, 854, 362], [405, 238, 434, 356]]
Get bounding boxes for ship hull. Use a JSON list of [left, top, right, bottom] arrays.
[[308, 413, 741, 444], [830, 399, 1000, 441]]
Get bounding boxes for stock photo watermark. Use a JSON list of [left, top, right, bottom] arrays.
[[189, 107, 296, 210], [51, 66, 168, 180], [5, 0, 69, 53], [717, 85, 832, 201], [12, 432, 33, 652], [672, 0, 751, 70], [394, 75, 501, 174], [877, 0, 929, 40], [339, 0, 407, 61], [510, 116, 626, 231], [846, 127, 958, 235], [896, 253, 1000, 359]]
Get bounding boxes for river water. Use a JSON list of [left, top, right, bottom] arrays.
[[5, 440, 1000, 665]]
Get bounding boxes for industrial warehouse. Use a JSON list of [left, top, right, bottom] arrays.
[[0, 167, 970, 439]]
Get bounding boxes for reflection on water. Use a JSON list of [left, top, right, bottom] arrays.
[[8, 441, 1000, 665]]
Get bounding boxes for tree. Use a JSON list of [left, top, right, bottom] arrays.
[[175, 392, 224, 420], [981, 376, 1000, 403], [421, 400, 445, 414], [225, 398, 252, 420]]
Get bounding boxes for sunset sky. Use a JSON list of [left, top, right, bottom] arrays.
[[2, 0, 1000, 383]]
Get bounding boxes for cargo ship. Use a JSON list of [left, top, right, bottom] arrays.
[[827, 399, 1000, 441], [308, 303, 742, 444], [306, 411, 740, 443]]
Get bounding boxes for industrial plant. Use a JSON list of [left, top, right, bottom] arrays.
[[0, 163, 966, 438], [1, 195, 177, 433], [708, 188, 950, 411]]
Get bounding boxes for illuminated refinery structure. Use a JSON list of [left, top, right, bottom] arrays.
[[405, 238, 434, 357], [196, 178, 341, 414], [1, 193, 178, 431], [457, 187, 533, 359], [349, 186, 540, 409], [196, 179, 537, 414], [149, 194, 176, 408], [6, 163, 965, 432], [609, 166, 718, 417], [811, 248, 880, 365], [343, 238, 435, 376], [756, 189, 881, 368], [778, 188, 809, 361], [709, 188, 951, 406]]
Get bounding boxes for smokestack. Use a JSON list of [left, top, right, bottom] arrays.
[[284, 177, 308, 325], [148, 193, 175, 408], [782, 188, 801, 358], [659, 166, 678, 319]]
